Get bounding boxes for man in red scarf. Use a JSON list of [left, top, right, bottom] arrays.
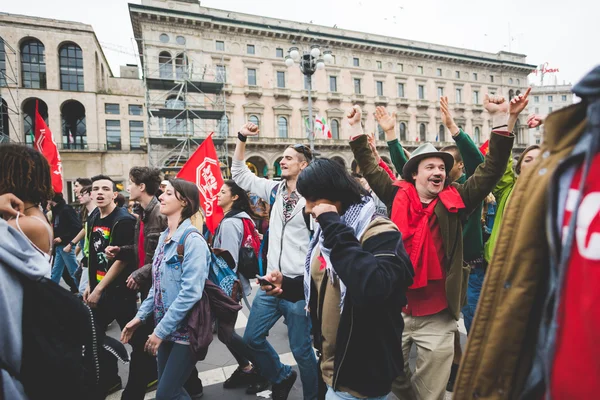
[[349, 90, 530, 400]]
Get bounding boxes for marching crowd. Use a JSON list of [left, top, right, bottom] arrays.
[[0, 65, 598, 400]]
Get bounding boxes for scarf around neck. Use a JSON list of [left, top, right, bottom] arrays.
[[303, 196, 376, 313]]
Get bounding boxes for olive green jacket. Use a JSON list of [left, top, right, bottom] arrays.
[[350, 131, 514, 320]]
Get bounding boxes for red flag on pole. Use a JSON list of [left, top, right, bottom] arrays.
[[177, 133, 224, 233], [479, 140, 490, 156], [34, 101, 63, 194]]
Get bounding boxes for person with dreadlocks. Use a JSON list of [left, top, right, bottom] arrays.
[[0, 143, 54, 263]]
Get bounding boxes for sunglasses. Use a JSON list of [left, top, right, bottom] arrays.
[[292, 144, 313, 162]]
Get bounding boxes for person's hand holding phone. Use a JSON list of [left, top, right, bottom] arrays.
[[256, 271, 283, 296]]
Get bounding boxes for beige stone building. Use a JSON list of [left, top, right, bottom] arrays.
[[130, 0, 536, 177], [0, 13, 147, 202], [530, 84, 573, 144]]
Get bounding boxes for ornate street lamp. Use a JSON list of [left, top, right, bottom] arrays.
[[285, 43, 333, 153]]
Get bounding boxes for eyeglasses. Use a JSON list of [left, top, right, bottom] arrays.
[[292, 144, 313, 162]]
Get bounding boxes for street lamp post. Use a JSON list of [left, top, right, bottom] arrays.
[[285, 44, 333, 154]]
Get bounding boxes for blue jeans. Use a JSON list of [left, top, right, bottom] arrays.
[[243, 289, 318, 400], [51, 244, 79, 285], [326, 386, 388, 400], [462, 267, 485, 334], [156, 341, 196, 400]]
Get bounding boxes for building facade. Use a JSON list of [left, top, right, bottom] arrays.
[[0, 13, 147, 202], [530, 84, 573, 144], [130, 0, 536, 177]]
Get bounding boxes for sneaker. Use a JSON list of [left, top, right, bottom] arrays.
[[190, 389, 204, 399], [224, 366, 260, 389], [145, 379, 158, 393], [271, 370, 297, 400], [245, 377, 270, 395]]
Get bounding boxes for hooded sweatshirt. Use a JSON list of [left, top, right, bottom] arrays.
[[213, 209, 253, 296], [0, 218, 50, 399]]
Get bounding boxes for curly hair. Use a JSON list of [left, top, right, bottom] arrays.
[[0, 143, 54, 205]]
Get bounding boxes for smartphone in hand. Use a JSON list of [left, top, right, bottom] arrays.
[[255, 274, 275, 290]]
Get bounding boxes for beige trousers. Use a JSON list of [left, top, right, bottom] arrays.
[[392, 310, 456, 400]]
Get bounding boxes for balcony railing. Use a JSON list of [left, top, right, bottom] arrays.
[[244, 85, 263, 97], [56, 143, 107, 151]]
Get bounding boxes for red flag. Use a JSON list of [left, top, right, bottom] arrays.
[[177, 133, 224, 233], [479, 140, 490, 156], [34, 101, 63, 194]]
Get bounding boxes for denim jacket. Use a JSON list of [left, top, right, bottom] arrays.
[[136, 219, 210, 340]]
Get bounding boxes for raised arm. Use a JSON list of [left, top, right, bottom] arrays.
[[231, 122, 279, 201], [375, 106, 409, 175]]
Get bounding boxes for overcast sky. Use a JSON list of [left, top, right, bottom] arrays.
[[4, 0, 598, 86]]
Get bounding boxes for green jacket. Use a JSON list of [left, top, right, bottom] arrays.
[[351, 131, 514, 320], [387, 131, 486, 262], [483, 157, 516, 262]]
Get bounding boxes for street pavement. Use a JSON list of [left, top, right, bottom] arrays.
[[105, 283, 465, 400]]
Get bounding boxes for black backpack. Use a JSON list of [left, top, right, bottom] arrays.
[[17, 277, 104, 400]]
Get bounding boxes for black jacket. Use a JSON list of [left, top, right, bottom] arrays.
[[280, 212, 414, 398], [51, 200, 82, 244]]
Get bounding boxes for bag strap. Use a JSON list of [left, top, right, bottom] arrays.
[[176, 227, 200, 261]]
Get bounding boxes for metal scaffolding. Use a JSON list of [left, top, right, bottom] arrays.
[[0, 37, 20, 143], [137, 38, 228, 175]]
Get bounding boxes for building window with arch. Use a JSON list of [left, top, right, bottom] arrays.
[[21, 39, 47, 89], [377, 124, 385, 141], [59, 43, 84, 91], [0, 37, 6, 87], [419, 123, 427, 142], [61, 100, 86, 149], [22, 98, 48, 145], [331, 119, 340, 139], [248, 114, 260, 130], [438, 124, 445, 142], [158, 51, 172, 79], [1, 98, 10, 141], [399, 122, 407, 141], [175, 53, 187, 79], [474, 126, 481, 143], [509, 78, 513, 84], [278, 116, 288, 138], [509, 89, 515, 100]]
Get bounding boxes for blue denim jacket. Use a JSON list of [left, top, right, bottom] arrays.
[[136, 219, 210, 340]]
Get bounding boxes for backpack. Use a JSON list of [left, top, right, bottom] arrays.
[[177, 227, 242, 303], [16, 277, 103, 400], [237, 218, 262, 280]]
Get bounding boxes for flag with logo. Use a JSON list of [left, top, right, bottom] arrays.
[[315, 115, 332, 139], [34, 101, 63, 194], [177, 133, 224, 233], [479, 140, 490, 156]]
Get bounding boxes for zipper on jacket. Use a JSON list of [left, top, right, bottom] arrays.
[[84, 303, 101, 385], [277, 219, 288, 272], [333, 305, 354, 390]]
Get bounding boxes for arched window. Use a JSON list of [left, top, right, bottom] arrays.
[[1, 98, 9, 141], [175, 53, 187, 80], [61, 100, 86, 149], [377, 124, 385, 141], [438, 124, 446, 142], [517, 79, 521, 86], [22, 98, 48, 145], [331, 119, 340, 139], [419, 123, 427, 142], [509, 89, 515, 100], [399, 122, 407, 141], [59, 43, 84, 91], [249, 115, 260, 130], [21, 39, 46, 89], [159, 51, 172, 79], [0, 37, 7, 87], [516, 90, 521, 97], [474, 127, 481, 143], [509, 78, 513, 85], [278, 116, 288, 138]]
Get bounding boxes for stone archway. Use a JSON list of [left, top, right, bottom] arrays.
[[246, 155, 268, 178]]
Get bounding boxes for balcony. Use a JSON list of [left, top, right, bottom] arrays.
[[351, 93, 366, 104], [244, 85, 263, 97], [472, 104, 484, 112], [375, 96, 388, 106], [396, 98, 410, 107], [301, 90, 318, 100], [327, 92, 343, 102], [274, 88, 291, 99], [222, 83, 233, 95], [416, 99, 429, 109], [56, 143, 107, 152], [455, 103, 467, 112]]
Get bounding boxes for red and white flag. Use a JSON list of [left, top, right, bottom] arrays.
[[479, 140, 490, 156], [34, 101, 63, 194], [177, 133, 224, 233]]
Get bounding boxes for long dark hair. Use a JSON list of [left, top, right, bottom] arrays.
[[297, 158, 369, 213], [169, 178, 200, 224], [223, 180, 260, 219], [515, 145, 541, 175]]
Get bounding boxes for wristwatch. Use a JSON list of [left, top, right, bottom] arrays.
[[69, 241, 76, 247]]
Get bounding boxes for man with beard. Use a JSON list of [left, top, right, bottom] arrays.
[[349, 90, 530, 400]]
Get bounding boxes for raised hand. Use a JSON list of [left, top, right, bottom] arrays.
[[374, 106, 396, 132], [440, 96, 459, 136], [527, 113, 544, 129], [483, 94, 509, 115], [346, 105, 362, 126], [509, 87, 532, 116], [239, 122, 259, 137]]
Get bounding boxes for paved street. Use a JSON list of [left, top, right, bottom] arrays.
[[106, 283, 465, 400]]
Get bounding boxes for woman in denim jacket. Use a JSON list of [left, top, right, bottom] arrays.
[[122, 179, 210, 400]]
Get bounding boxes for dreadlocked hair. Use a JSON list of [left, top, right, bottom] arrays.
[[0, 143, 54, 205]]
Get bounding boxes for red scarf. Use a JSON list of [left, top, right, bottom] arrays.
[[391, 181, 465, 289]]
